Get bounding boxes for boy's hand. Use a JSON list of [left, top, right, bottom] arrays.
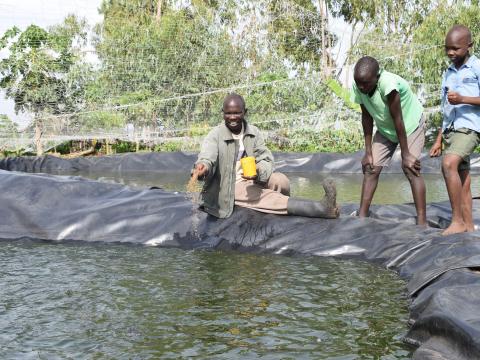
[[194, 163, 208, 178], [402, 152, 421, 176], [429, 141, 442, 157], [447, 91, 464, 105], [361, 152, 374, 174]]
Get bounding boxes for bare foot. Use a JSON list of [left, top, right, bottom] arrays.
[[442, 222, 467, 236], [465, 222, 475, 232]]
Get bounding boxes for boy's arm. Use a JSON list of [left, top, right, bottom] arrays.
[[446, 92, 480, 106], [387, 90, 421, 176], [430, 128, 443, 157], [360, 104, 374, 170]]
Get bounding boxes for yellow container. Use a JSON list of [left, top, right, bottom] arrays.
[[240, 156, 257, 177]]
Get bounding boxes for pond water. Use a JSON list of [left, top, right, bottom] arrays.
[[79, 170, 480, 204], [3, 170, 454, 359], [0, 241, 410, 360]]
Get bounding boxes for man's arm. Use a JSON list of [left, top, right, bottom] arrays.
[[195, 129, 219, 180], [387, 90, 420, 176], [252, 130, 274, 183]]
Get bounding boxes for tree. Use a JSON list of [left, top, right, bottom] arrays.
[[412, 3, 480, 87], [0, 16, 89, 154]]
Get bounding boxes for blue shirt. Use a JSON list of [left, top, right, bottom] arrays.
[[442, 55, 480, 132]]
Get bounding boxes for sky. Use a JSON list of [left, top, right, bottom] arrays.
[[0, 0, 354, 128]]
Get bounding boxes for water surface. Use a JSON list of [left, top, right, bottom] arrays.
[[0, 241, 411, 359], [79, 170, 480, 204]]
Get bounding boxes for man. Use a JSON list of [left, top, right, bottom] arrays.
[[193, 93, 338, 219]]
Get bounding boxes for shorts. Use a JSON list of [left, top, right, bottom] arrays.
[[443, 128, 480, 171], [372, 117, 425, 167]]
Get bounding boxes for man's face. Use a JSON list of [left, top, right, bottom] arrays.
[[354, 72, 379, 96], [223, 99, 245, 133], [445, 31, 471, 67]]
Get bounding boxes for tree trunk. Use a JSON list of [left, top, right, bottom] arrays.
[[320, 0, 326, 78], [35, 120, 43, 156], [156, 0, 162, 23]]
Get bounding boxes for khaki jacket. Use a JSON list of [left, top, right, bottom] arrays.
[[195, 121, 274, 218]]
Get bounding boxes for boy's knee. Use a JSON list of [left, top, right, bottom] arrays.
[[442, 156, 461, 174], [363, 166, 381, 178], [267, 172, 290, 196], [401, 167, 415, 181]]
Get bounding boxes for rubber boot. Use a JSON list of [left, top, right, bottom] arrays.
[[287, 179, 339, 219]]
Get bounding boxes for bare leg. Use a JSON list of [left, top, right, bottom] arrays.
[[359, 166, 382, 217], [459, 169, 474, 232], [442, 154, 467, 235], [403, 169, 427, 226]]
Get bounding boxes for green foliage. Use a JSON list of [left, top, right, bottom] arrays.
[[79, 111, 126, 131], [328, 0, 436, 34], [0, 16, 89, 117], [327, 78, 360, 112], [412, 4, 480, 86], [267, 0, 333, 67], [0, 114, 18, 137], [267, 128, 364, 153], [111, 140, 137, 153]]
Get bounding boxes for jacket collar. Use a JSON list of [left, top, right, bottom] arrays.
[[219, 120, 255, 141]]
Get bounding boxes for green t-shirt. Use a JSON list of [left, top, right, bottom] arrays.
[[351, 70, 423, 142]]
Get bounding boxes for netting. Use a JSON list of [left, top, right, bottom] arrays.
[[0, 0, 447, 155]]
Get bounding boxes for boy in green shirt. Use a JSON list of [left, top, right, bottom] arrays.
[[351, 56, 427, 225]]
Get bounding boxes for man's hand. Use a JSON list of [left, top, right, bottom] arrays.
[[447, 91, 464, 105], [402, 152, 421, 177], [361, 152, 374, 174], [429, 141, 442, 157], [194, 163, 208, 178]]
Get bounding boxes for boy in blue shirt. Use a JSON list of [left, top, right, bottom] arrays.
[[430, 25, 480, 235]]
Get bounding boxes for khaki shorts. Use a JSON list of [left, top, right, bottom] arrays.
[[372, 118, 425, 167], [443, 128, 480, 171]]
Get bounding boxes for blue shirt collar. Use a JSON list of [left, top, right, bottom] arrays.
[[448, 54, 478, 71]]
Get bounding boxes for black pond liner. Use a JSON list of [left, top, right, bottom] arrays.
[[1, 151, 480, 360]]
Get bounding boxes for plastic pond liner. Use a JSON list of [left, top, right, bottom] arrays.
[[1, 151, 480, 360]]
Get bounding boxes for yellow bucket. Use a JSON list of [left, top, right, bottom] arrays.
[[240, 156, 257, 177]]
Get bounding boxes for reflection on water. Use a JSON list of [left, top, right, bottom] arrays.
[[74, 170, 480, 204], [0, 242, 411, 359]]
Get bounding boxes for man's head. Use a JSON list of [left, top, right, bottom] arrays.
[[353, 56, 380, 95], [222, 93, 246, 134], [445, 25, 472, 68]]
